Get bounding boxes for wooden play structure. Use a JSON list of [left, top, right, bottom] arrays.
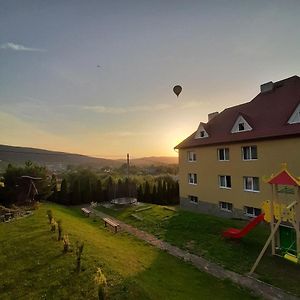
[[250, 164, 300, 275], [17, 175, 42, 204]]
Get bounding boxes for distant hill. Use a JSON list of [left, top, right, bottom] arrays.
[[0, 145, 178, 171], [129, 156, 178, 166], [0, 144, 118, 170]]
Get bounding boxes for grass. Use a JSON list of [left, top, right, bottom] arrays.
[[0, 203, 257, 299], [96, 203, 300, 297]]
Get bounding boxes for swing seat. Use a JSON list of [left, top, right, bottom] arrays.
[[284, 253, 298, 264]]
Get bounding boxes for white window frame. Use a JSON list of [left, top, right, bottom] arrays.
[[188, 195, 198, 204], [218, 148, 229, 161], [244, 206, 262, 217], [218, 175, 231, 189], [243, 176, 260, 192], [187, 151, 196, 162], [188, 173, 197, 185], [231, 115, 252, 133], [219, 201, 233, 212], [242, 146, 257, 160]]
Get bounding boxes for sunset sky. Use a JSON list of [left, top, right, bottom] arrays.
[[1, 1, 300, 158]]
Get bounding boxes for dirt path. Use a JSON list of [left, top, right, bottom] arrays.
[[88, 206, 298, 300]]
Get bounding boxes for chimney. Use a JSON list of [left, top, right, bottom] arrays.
[[260, 81, 274, 93], [208, 112, 219, 122]]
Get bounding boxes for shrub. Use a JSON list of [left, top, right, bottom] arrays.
[[57, 219, 63, 241], [94, 267, 107, 300], [50, 219, 56, 232], [75, 241, 84, 272], [46, 209, 53, 224], [62, 234, 70, 253]]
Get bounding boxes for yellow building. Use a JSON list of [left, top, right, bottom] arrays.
[[175, 75, 300, 218]]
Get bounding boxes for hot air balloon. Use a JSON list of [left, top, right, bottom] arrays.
[[173, 85, 182, 97]]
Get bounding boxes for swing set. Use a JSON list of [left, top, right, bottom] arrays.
[[250, 164, 300, 275]]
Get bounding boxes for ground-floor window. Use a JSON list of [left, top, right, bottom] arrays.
[[244, 206, 261, 217], [188, 195, 198, 204], [219, 201, 233, 212]]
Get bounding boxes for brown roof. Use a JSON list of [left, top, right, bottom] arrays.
[[175, 75, 300, 149]]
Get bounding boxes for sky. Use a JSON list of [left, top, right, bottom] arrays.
[[1, 0, 300, 158]]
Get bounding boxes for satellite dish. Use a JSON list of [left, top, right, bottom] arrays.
[[173, 85, 182, 97]]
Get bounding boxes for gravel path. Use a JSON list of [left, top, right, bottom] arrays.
[[88, 206, 298, 300]]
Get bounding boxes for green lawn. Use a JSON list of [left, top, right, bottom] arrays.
[[0, 203, 256, 299], [96, 203, 300, 297]]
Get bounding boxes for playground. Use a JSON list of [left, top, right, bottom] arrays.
[[96, 168, 300, 298], [222, 164, 300, 273]]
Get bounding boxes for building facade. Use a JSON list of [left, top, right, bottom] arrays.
[[175, 76, 300, 218]]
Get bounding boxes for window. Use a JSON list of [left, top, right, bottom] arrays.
[[188, 173, 197, 185], [244, 176, 259, 192], [231, 115, 252, 133], [187, 151, 196, 162], [195, 123, 209, 139], [218, 148, 229, 161], [242, 146, 257, 160], [188, 195, 198, 203], [244, 206, 262, 217], [219, 201, 233, 212], [238, 122, 245, 131], [219, 175, 231, 189]]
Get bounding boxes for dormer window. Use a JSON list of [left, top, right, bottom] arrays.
[[238, 123, 245, 131], [195, 122, 209, 139], [231, 115, 252, 133], [288, 103, 300, 124]]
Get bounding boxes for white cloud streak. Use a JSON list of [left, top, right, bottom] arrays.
[[0, 42, 46, 52], [83, 101, 203, 114]]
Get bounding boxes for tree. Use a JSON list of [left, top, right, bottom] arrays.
[[1, 162, 51, 206], [137, 184, 144, 202], [94, 180, 103, 203], [60, 179, 68, 204], [49, 174, 58, 202], [143, 181, 151, 203]]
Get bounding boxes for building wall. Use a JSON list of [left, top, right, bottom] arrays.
[[178, 136, 300, 218]]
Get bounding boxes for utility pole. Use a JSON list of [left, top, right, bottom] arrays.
[[127, 153, 130, 197]]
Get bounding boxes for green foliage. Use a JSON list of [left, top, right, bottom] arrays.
[[48, 168, 179, 206], [63, 234, 70, 253], [50, 219, 56, 232], [46, 209, 53, 224], [136, 176, 179, 205], [57, 219, 63, 241], [0, 161, 51, 206], [75, 240, 84, 272]]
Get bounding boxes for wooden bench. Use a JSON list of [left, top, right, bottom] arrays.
[[81, 207, 91, 217], [103, 217, 120, 233]]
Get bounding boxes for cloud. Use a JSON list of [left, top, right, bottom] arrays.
[[0, 42, 46, 52], [83, 103, 170, 114], [82, 101, 203, 114]]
